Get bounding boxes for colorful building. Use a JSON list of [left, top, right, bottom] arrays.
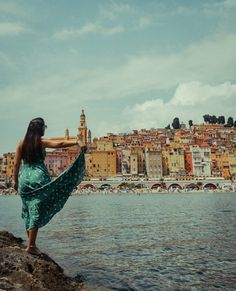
[[130, 147, 138, 175], [1, 152, 15, 180], [45, 149, 68, 177], [85, 150, 116, 178], [145, 148, 162, 179], [121, 148, 131, 175], [184, 149, 194, 176], [190, 145, 211, 177], [229, 148, 236, 179], [96, 140, 114, 151]]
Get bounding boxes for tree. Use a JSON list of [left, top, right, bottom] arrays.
[[172, 117, 180, 129], [188, 120, 193, 128], [165, 124, 171, 129], [217, 116, 225, 124], [234, 121, 236, 127], [211, 115, 217, 124], [227, 117, 234, 127], [208, 115, 217, 124], [203, 114, 210, 123]]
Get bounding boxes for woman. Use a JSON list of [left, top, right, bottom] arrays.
[[14, 117, 86, 255]]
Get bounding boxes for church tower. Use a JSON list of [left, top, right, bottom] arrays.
[[88, 129, 91, 144], [65, 128, 69, 140], [78, 109, 88, 144]]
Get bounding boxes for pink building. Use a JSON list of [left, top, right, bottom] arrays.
[[45, 150, 68, 177]]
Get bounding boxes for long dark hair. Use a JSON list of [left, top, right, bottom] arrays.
[[21, 117, 46, 164]]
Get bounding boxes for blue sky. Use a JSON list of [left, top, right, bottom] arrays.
[[1, 0, 236, 154]]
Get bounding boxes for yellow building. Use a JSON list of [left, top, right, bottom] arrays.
[[174, 130, 192, 146], [216, 147, 236, 179], [162, 147, 169, 176], [130, 146, 145, 175], [46, 109, 91, 168], [2, 152, 15, 180], [212, 148, 233, 178], [130, 148, 138, 175], [78, 109, 88, 144], [96, 140, 114, 151], [162, 146, 185, 176], [169, 147, 185, 176], [49, 109, 91, 146], [85, 150, 116, 178], [229, 148, 236, 179]]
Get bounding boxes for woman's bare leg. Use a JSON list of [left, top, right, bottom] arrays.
[[26, 228, 41, 254], [28, 227, 38, 246]]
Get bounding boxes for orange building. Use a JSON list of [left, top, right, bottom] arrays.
[[229, 148, 236, 179], [1, 152, 15, 180], [85, 150, 116, 178], [184, 149, 193, 176]]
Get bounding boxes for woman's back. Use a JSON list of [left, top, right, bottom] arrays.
[[19, 160, 51, 195]]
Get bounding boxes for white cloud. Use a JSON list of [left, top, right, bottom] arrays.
[[2, 32, 236, 106], [70, 33, 236, 101], [123, 81, 236, 130], [99, 2, 132, 21], [1, 31, 236, 141], [53, 21, 124, 40], [0, 22, 29, 36], [53, 2, 152, 40]]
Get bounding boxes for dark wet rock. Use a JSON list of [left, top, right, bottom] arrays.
[[0, 231, 84, 290]]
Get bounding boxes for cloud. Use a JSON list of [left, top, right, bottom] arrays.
[[2, 32, 236, 105], [0, 22, 29, 36], [53, 2, 152, 40], [53, 21, 124, 40], [99, 2, 132, 20], [71, 33, 236, 100], [123, 81, 236, 130]]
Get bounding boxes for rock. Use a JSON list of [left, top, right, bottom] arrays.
[[0, 231, 84, 291]]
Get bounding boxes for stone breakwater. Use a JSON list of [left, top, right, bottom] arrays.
[[0, 231, 84, 291]]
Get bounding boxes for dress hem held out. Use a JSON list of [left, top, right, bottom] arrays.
[[18, 152, 85, 230]]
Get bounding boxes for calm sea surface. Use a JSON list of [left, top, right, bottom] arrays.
[[0, 192, 236, 290]]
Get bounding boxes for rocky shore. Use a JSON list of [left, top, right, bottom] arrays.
[[0, 231, 84, 290]]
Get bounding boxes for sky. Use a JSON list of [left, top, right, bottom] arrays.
[[0, 0, 236, 155]]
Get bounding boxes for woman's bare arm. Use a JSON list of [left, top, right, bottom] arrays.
[[13, 141, 23, 191], [41, 139, 79, 149]]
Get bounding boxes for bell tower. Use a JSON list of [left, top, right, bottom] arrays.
[[78, 109, 88, 144]]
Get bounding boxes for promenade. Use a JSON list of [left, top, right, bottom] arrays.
[[79, 178, 236, 192], [1, 179, 235, 195]]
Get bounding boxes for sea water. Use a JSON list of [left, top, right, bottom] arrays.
[[0, 192, 235, 290]]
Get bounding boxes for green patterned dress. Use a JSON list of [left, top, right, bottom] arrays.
[[19, 152, 85, 230]]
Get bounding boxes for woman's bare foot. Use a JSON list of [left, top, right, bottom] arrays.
[[25, 245, 41, 256]]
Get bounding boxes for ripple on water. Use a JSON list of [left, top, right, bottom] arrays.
[[0, 193, 236, 290]]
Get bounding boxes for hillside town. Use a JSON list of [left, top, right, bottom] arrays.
[[1, 110, 236, 192]]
